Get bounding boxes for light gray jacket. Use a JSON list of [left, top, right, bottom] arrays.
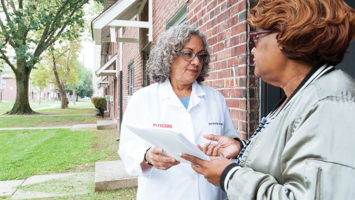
[[227, 69, 355, 200]]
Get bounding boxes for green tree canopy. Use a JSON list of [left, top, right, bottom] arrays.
[[66, 64, 93, 98], [0, 0, 89, 114]]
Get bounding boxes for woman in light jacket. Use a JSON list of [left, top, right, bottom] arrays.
[[182, 0, 355, 199], [118, 24, 237, 200]]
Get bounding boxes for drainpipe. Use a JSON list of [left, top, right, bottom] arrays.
[[119, 28, 123, 129], [246, 0, 251, 138]]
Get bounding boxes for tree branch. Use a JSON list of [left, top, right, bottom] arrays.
[[0, 51, 16, 72], [0, 1, 17, 48], [0, 18, 7, 33], [44, 0, 84, 42], [35, 0, 71, 53], [44, 1, 86, 48], [9, 0, 16, 13], [19, 0, 23, 9], [52, 51, 64, 91], [1, 0, 12, 22]]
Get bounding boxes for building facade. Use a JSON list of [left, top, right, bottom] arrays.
[[93, 0, 260, 139], [92, 0, 355, 139], [1, 75, 57, 103]]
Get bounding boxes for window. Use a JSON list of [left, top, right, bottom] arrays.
[[166, 3, 187, 29], [128, 62, 134, 96]]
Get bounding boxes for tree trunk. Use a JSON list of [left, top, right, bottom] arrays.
[[72, 83, 76, 105], [51, 51, 69, 109], [8, 62, 35, 114], [59, 86, 69, 109]]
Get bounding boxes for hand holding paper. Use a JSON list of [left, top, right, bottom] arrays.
[[126, 124, 210, 164], [145, 146, 180, 170]]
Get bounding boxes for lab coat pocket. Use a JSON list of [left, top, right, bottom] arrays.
[[197, 124, 223, 146], [204, 122, 223, 135]]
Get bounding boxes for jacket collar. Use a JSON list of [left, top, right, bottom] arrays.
[[159, 79, 206, 109]]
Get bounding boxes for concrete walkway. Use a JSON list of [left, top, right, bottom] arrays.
[[33, 104, 61, 111], [0, 120, 137, 199], [0, 126, 72, 130], [0, 172, 94, 199], [0, 161, 137, 199]]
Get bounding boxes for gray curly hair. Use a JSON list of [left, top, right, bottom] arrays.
[[147, 24, 210, 83]]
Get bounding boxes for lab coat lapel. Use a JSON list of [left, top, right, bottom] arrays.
[[159, 79, 181, 107], [188, 81, 206, 111], [159, 79, 206, 109]]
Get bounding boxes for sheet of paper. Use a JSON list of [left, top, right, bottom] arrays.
[[126, 124, 210, 164]]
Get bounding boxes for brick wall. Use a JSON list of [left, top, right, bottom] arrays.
[[107, 0, 260, 138], [186, 0, 256, 138]]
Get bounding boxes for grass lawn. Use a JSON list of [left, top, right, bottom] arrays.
[[0, 100, 137, 199], [0, 101, 98, 128], [17, 174, 137, 200], [0, 100, 95, 114], [0, 128, 119, 181], [0, 101, 14, 114], [0, 115, 98, 128]]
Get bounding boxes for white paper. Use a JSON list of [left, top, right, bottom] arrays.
[[126, 124, 210, 164]]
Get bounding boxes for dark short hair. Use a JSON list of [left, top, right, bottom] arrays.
[[248, 0, 355, 67]]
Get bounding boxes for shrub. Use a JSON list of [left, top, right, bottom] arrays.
[[91, 97, 107, 117]]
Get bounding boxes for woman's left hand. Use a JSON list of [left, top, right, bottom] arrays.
[[146, 146, 180, 170], [180, 153, 233, 186]]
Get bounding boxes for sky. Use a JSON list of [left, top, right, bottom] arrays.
[[79, 40, 95, 71], [78, 0, 103, 71]]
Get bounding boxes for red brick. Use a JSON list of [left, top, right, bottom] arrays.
[[207, 71, 217, 79], [226, 99, 239, 108], [239, 100, 246, 109], [213, 42, 224, 52], [220, 89, 230, 97], [207, 0, 217, 12], [238, 66, 246, 76], [238, 77, 246, 87], [227, 57, 238, 67], [224, 78, 235, 87], [231, 22, 246, 36], [212, 79, 224, 88], [217, 9, 230, 23], [231, 89, 247, 98], [207, 36, 217, 46], [230, 109, 238, 119]]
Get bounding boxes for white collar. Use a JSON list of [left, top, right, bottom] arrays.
[[159, 79, 206, 109]]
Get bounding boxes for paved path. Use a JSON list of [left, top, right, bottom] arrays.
[[0, 124, 97, 131], [0, 114, 95, 117], [33, 104, 61, 111], [0, 172, 94, 199], [0, 126, 72, 130]]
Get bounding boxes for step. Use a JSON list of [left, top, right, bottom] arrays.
[[71, 124, 97, 131], [96, 120, 117, 130], [94, 160, 137, 191]]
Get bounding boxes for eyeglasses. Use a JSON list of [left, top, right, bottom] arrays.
[[180, 50, 209, 62], [250, 30, 271, 47]]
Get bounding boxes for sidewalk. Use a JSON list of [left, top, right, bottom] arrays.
[[0, 106, 134, 199], [0, 172, 94, 199], [33, 104, 61, 111], [0, 161, 137, 199]]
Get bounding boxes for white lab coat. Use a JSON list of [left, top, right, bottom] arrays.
[[118, 79, 237, 200]]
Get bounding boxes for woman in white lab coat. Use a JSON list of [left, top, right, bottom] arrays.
[[118, 24, 238, 200]]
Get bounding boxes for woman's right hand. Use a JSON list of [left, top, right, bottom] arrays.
[[199, 134, 242, 159], [145, 146, 180, 170]]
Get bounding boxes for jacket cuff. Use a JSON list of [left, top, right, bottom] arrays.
[[233, 137, 245, 148], [220, 163, 240, 192]]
